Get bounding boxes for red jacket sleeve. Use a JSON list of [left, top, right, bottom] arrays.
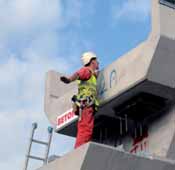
[[76, 67, 92, 80]]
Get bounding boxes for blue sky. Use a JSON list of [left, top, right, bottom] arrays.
[[0, 0, 151, 169]]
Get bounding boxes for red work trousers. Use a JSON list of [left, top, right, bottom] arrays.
[[74, 106, 94, 149]]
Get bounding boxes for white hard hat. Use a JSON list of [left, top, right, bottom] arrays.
[[81, 51, 97, 66]]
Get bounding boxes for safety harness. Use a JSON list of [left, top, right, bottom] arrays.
[[72, 70, 99, 120]]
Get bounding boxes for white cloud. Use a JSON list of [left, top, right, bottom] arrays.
[[112, 0, 151, 22], [0, 0, 88, 170], [0, 49, 70, 112], [0, 0, 85, 112], [0, 0, 61, 36], [0, 0, 98, 169], [0, 38, 75, 170]]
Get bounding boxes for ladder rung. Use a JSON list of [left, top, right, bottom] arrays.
[[28, 155, 45, 161], [32, 139, 48, 146]]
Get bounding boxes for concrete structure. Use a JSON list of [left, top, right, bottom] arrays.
[[41, 0, 175, 170], [37, 143, 175, 170]]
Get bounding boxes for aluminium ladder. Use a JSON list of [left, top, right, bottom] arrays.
[[23, 122, 53, 170]]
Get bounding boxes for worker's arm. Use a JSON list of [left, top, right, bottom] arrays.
[[60, 73, 79, 84], [60, 67, 92, 83]]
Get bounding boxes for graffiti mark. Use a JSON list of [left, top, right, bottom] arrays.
[[130, 132, 148, 154], [98, 72, 107, 97], [98, 69, 117, 98], [110, 69, 117, 89]]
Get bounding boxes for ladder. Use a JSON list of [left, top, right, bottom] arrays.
[[23, 122, 53, 170]]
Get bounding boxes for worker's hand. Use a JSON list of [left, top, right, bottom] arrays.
[[60, 76, 71, 84]]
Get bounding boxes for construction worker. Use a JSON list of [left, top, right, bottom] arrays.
[[60, 52, 99, 148]]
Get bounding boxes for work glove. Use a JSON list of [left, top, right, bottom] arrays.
[[60, 76, 71, 84]]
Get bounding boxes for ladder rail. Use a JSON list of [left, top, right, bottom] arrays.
[[44, 127, 53, 164], [23, 123, 37, 170]]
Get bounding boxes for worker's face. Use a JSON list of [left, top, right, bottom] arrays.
[[92, 59, 99, 70]]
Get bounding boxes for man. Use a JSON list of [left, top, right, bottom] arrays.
[[60, 51, 99, 148]]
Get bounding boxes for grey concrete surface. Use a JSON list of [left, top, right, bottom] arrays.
[[37, 142, 175, 170], [44, 70, 78, 125], [37, 144, 89, 170], [147, 36, 175, 88], [167, 129, 175, 160], [81, 143, 175, 170], [147, 3, 175, 87]]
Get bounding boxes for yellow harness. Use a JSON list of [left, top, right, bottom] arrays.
[[77, 73, 99, 108], [71, 70, 99, 119]]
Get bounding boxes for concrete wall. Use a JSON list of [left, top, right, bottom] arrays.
[[37, 142, 175, 170], [167, 132, 175, 160], [147, 3, 175, 88], [81, 143, 175, 170], [44, 70, 77, 125], [148, 104, 175, 157], [160, 3, 175, 39], [37, 144, 88, 170]]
